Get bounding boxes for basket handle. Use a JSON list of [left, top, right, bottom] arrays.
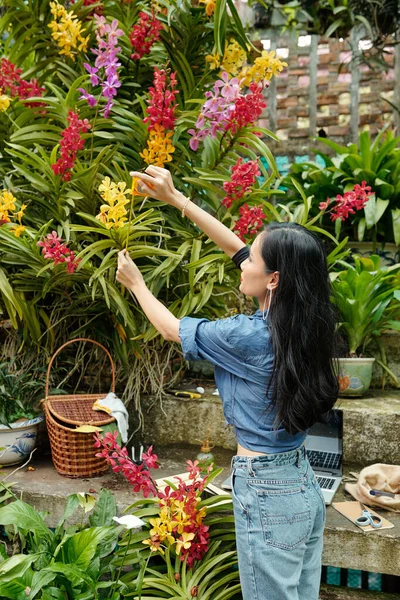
[[45, 338, 115, 399]]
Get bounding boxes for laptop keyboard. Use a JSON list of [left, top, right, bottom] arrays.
[[316, 476, 336, 490], [306, 450, 341, 470]]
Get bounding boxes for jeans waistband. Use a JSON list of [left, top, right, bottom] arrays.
[[232, 443, 306, 470]]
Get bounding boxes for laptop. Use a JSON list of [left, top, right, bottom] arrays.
[[221, 409, 343, 505], [305, 409, 343, 505]]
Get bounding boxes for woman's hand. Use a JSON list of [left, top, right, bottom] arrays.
[[116, 250, 145, 290], [129, 165, 185, 208]]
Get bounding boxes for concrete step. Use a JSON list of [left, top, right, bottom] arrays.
[[3, 446, 400, 576], [319, 584, 398, 599], [139, 388, 400, 465]]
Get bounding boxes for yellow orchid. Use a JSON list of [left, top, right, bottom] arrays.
[[175, 532, 195, 555], [140, 124, 175, 168], [199, 0, 216, 17], [143, 535, 165, 555], [16, 203, 27, 223], [0, 93, 10, 112], [206, 52, 221, 71], [48, 1, 89, 60], [9, 225, 26, 238], [221, 39, 247, 76], [96, 177, 131, 229], [149, 517, 175, 545], [240, 50, 287, 87]]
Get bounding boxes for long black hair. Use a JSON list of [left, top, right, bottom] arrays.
[[260, 222, 339, 434]]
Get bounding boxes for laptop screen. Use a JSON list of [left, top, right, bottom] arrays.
[[305, 409, 343, 466]]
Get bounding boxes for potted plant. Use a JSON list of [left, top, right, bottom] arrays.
[[331, 255, 400, 397], [0, 360, 48, 466]]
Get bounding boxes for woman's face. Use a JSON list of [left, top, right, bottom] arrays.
[[239, 233, 279, 304]]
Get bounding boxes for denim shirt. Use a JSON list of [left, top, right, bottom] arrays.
[[179, 310, 306, 453]]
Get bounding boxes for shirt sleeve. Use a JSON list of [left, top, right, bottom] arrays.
[[231, 246, 250, 270], [178, 315, 249, 378]]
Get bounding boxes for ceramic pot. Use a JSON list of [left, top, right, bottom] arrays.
[[0, 415, 44, 466], [338, 358, 375, 398]]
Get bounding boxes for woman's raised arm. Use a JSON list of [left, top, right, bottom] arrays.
[[130, 166, 245, 258]]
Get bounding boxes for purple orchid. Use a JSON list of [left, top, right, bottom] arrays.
[[188, 72, 242, 151], [79, 16, 124, 117], [78, 88, 97, 107]]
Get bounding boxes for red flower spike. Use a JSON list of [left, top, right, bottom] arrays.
[[130, 11, 163, 60], [144, 68, 179, 131], [225, 83, 266, 135], [222, 158, 260, 208], [233, 204, 267, 241], [321, 181, 373, 222], [51, 111, 91, 181]]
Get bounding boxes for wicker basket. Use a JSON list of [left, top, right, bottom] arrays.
[[44, 338, 117, 478]]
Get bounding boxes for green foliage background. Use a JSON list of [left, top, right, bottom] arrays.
[[0, 0, 281, 413]]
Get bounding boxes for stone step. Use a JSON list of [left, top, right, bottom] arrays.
[[338, 391, 400, 465], [139, 389, 400, 465], [4, 447, 400, 577], [319, 584, 398, 599]]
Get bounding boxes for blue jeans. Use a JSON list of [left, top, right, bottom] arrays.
[[231, 444, 326, 600]]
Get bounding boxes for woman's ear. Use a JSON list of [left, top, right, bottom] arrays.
[[268, 271, 280, 290]]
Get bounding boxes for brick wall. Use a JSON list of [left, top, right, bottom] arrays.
[[252, 33, 396, 159]]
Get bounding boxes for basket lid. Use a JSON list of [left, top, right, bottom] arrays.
[[47, 395, 116, 426]]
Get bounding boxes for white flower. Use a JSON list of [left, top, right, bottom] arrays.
[[113, 515, 146, 530]]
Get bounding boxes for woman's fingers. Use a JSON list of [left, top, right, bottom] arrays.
[[144, 165, 161, 177], [129, 171, 156, 185]]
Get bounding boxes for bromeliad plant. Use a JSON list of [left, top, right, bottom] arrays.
[[0, 0, 287, 414], [331, 255, 400, 383], [95, 432, 239, 598]]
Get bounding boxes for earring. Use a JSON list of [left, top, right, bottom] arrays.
[[262, 288, 273, 321]]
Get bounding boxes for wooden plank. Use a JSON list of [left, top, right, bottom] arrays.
[[349, 26, 363, 143], [309, 34, 318, 136]]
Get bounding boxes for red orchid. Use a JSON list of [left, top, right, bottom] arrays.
[[144, 68, 179, 131], [319, 181, 373, 222], [51, 111, 91, 181], [130, 11, 163, 60], [223, 158, 260, 208]]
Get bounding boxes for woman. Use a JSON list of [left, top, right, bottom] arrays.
[[116, 165, 338, 600]]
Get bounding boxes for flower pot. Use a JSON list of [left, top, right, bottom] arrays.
[[338, 358, 375, 398], [0, 415, 44, 466]]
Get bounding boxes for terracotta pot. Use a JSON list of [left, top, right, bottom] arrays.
[[0, 415, 44, 466], [338, 358, 375, 398]]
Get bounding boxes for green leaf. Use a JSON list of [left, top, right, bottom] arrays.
[[324, 19, 343, 38], [89, 489, 117, 527], [0, 500, 52, 543], [0, 553, 40, 582], [214, 0, 227, 55], [392, 208, 400, 246], [62, 526, 118, 570]]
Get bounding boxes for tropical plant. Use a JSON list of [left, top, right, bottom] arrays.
[[0, 436, 240, 599], [94, 431, 239, 598], [0, 359, 47, 427], [0, 486, 126, 599], [0, 0, 287, 417], [282, 128, 400, 246], [331, 255, 400, 383]]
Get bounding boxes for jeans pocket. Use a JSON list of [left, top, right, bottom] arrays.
[[231, 471, 248, 514], [255, 487, 312, 550]]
